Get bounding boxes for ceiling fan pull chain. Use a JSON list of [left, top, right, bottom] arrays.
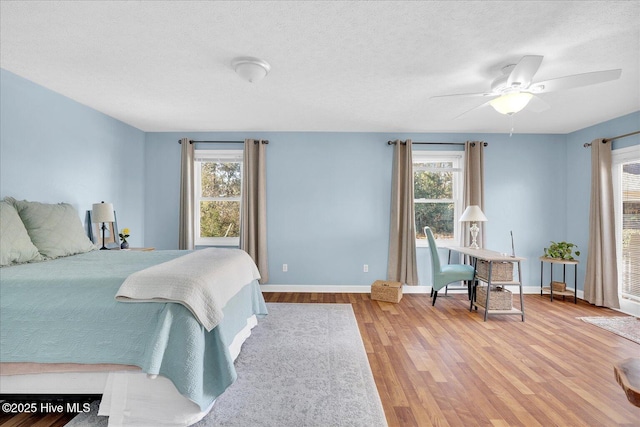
[[509, 114, 515, 137]]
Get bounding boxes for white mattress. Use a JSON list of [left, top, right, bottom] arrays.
[[0, 314, 258, 426]]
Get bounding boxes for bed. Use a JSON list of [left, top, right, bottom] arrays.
[[0, 198, 268, 426]]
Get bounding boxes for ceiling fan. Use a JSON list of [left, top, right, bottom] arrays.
[[432, 55, 622, 116]]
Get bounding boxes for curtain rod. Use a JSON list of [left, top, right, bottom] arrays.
[[387, 140, 488, 147], [178, 139, 269, 144], [583, 130, 640, 147]]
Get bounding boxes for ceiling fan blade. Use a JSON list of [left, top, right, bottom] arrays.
[[507, 55, 543, 88], [454, 93, 547, 118], [531, 69, 622, 93], [430, 92, 492, 99], [526, 94, 550, 113], [454, 100, 493, 119]]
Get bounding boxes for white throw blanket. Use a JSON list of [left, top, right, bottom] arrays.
[[115, 248, 261, 331]]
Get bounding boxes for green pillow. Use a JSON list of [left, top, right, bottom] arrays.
[[6, 197, 96, 259], [0, 200, 42, 266]]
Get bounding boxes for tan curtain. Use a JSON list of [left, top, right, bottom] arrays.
[[240, 139, 269, 283], [387, 139, 419, 286], [179, 137, 195, 250], [584, 139, 620, 308], [461, 141, 485, 247]]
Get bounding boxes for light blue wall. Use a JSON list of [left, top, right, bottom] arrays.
[[3, 67, 637, 290], [145, 131, 394, 284], [478, 133, 567, 288], [0, 69, 146, 247], [144, 131, 568, 287]]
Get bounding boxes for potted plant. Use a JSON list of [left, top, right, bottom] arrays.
[[543, 241, 580, 260]]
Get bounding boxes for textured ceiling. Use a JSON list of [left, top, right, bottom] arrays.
[[1, 1, 639, 134]]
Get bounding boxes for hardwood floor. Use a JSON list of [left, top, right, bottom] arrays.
[[2, 292, 639, 426], [263, 292, 640, 427]]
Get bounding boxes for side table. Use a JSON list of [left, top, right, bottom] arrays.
[[539, 256, 578, 303]]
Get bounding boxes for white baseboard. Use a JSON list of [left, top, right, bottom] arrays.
[[614, 298, 640, 317], [260, 284, 374, 293], [260, 284, 555, 295]]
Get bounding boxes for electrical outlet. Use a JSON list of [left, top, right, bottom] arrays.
[[363, 264, 368, 273], [282, 264, 288, 272]]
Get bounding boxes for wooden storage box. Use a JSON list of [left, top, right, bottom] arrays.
[[371, 280, 402, 303], [551, 281, 566, 292], [476, 260, 513, 282], [475, 285, 512, 310]]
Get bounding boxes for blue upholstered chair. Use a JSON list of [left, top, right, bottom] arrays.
[[425, 226, 476, 306]]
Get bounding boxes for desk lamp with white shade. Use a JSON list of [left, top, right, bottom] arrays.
[[92, 201, 115, 250], [459, 205, 488, 249]]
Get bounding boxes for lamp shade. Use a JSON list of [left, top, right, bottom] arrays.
[[459, 205, 488, 222], [489, 92, 533, 115], [92, 202, 114, 223]]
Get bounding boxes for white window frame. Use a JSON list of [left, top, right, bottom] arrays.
[[194, 149, 243, 247], [612, 144, 640, 316], [413, 150, 465, 247]]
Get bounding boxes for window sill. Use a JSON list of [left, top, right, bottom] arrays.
[[195, 237, 240, 247], [416, 239, 458, 248]]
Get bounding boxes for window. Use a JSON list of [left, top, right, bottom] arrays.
[[413, 151, 464, 246], [613, 146, 640, 309], [194, 150, 243, 246]]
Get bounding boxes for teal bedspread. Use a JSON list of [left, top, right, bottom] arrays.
[[0, 250, 268, 410]]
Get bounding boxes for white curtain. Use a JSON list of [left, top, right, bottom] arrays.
[[584, 139, 620, 308], [387, 139, 419, 286], [461, 141, 485, 247], [240, 139, 269, 283], [179, 137, 195, 250]]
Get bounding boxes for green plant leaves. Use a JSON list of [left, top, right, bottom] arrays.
[[543, 241, 580, 260]]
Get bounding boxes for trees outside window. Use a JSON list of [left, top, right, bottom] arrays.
[[413, 151, 464, 246], [194, 150, 242, 246]]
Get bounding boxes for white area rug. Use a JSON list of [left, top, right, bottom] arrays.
[[578, 316, 640, 345], [67, 303, 387, 426]]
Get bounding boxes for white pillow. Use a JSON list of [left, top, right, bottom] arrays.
[[0, 200, 42, 266], [6, 197, 96, 259]]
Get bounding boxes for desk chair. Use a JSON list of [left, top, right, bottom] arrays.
[[425, 226, 476, 306]]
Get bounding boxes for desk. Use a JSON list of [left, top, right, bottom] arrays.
[[447, 246, 525, 321]]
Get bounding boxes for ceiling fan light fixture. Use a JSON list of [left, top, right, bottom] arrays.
[[231, 56, 271, 83], [489, 92, 533, 115]]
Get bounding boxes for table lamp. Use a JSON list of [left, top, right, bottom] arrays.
[[459, 205, 487, 249], [92, 201, 115, 250]]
